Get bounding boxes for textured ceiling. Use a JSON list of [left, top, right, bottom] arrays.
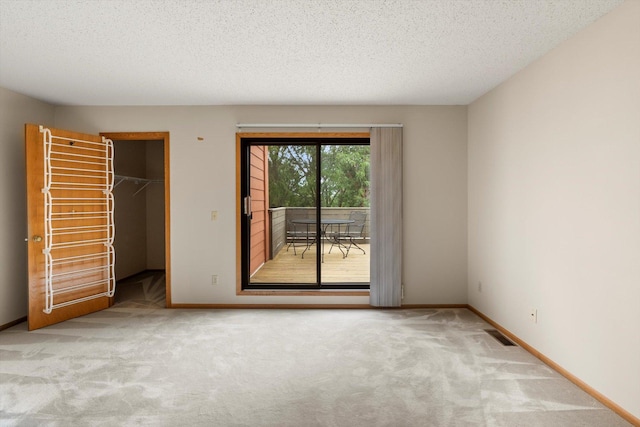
[[0, 0, 624, 106]]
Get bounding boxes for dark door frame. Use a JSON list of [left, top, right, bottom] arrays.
[[236, 132, 371, 294]]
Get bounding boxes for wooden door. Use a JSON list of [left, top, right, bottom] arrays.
[[25, 124, 115, 330]]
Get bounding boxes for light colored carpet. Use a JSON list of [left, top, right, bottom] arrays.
[[0, 303, 630, 426]]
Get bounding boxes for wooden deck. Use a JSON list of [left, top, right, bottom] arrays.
[[250, 242, 370, 284]]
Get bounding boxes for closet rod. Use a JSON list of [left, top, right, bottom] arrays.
[[236, 123, 403, 128], [114, 174, 163, 183]]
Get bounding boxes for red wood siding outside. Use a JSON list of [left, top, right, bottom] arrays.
[[249, 146, 269, 276]]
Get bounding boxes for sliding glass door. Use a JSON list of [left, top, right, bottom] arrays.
[[239, 136, 370, 290]]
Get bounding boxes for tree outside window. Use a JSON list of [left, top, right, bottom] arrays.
[[268, 145, 370, 208]]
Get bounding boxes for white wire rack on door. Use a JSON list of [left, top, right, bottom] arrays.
[[41, 126, 116, 314]]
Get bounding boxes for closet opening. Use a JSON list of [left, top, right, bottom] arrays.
[[100, 132, 171, 308]]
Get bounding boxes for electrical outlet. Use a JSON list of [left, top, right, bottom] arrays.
[[478, 281, 482, 292], [211, 275, 218, 285], [530, 308, 537, 323]]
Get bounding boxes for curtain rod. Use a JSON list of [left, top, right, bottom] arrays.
[[236, 123, 403, 128]]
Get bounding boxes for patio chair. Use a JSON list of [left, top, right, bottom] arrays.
[[329, 211, 367, 257], [286, 218, 316, 255]]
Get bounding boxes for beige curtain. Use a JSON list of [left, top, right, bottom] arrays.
[[369, 127, 403, 307]]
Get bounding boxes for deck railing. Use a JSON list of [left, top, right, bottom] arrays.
[[269, 207, 370, 259]]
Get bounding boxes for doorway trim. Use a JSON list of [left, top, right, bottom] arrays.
[[100, 131, 172, 307]]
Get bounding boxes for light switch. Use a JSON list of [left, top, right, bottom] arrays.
[[211, 210, 218, 221]]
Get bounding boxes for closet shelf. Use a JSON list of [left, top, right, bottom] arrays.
[[114, 174, 163, 196]]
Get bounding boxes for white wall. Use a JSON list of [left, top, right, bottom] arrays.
[[0, 87, 54, 326], [468, 0, 640, 419], [53, 105, 468, 306]]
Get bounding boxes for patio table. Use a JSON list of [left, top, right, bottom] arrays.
[[291, 218, 354, 262]]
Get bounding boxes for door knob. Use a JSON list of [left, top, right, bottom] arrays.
[[32, 235, 43, 242]]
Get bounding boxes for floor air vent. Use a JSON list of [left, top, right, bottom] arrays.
[[484, 329, 516, 346]]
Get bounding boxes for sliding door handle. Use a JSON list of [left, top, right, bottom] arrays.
[[243, 196, 252, 217]]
